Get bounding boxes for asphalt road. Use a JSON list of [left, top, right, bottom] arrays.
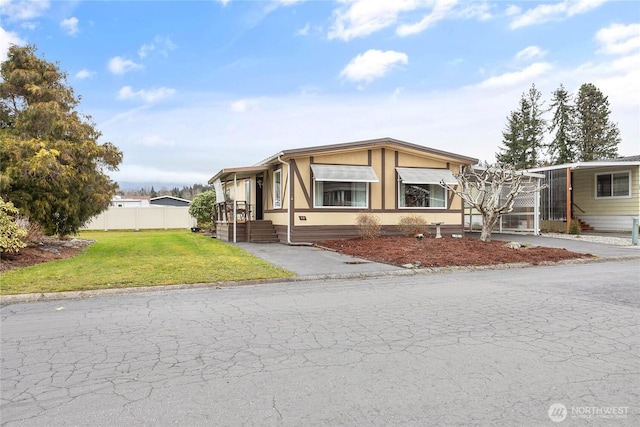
[[1, 260, 639, 426]]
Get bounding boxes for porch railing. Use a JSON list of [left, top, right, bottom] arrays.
[[215, 201, 252, 223]]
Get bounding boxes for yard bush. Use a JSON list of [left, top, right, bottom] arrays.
[[189, 190, 217, 230], [355, 212, 381, 239], [0, 197, 27, 253], [397, 214, 428, 236], [16, 215, 45, 244], [569, 219, 582, 235]]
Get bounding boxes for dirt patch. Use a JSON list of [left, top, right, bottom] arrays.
[[316, 235, 594, 268], [1, 238, 94, 272]]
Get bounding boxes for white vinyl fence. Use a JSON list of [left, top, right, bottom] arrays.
[[83, 207, 196, 231]]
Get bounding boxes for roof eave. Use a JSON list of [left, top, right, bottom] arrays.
[[269, 138, 478, 165], [208, 165, 271, 184]]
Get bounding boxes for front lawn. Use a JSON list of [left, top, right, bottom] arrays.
[[0, 230, 294, 295]]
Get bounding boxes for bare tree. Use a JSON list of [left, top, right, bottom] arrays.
[[441, 164, 545, 243]]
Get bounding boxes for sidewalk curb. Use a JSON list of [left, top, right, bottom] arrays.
[[2, 255, 638, 306]]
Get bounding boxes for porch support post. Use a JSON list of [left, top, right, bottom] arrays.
[[534, 178, 540, 235], [233, 173, 237, 243], [565, 167, 571, 234]]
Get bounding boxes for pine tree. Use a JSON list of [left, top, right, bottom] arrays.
[[496, 84, 546, 168], [0, 45, 122, 237], [496, 108, 526, 167], [573, 83, 620, 161], [548, 84, 576, 164]]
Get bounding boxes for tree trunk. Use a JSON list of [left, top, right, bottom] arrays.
[[480, 213, 500, 243]]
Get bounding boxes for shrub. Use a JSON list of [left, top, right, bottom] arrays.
[[569, 219, 582, 235], [0, 197, 28, 253], [15, 215, 45, 244], [355, 212, 381, 239], [189, 190, 217, 226], [397, 214, 428, 236]]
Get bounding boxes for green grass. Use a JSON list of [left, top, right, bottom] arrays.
[[0, 230, 294, 295]]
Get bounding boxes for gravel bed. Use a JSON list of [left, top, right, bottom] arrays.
[[542, 233, 635, 246]]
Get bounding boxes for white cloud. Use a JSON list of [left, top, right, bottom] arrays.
[[108, 56, 143, 75], [340, 49, 408, 84], [60, 17, 79, 36], [138, 36, 177, 59], [505, 5, 521, 16], [140, 135, 175, 148], [99, 52, 639, 187], [515, 46, 547, 61], [396, 0, 457, 36], [112, 164, 210, 186], [456, 2, 493, 21], [0, 0, 50, 22], [117, 86, 176, 104], [509, 0, 607, 30], [328, 0, 419, 41], [75, 68, 95, 79], [596, 23, 640, 56], [328, 0, 490, 40], [476, 62, 553, 89], [20, 21, 37, 30], [296, 23, 310, 36], [0, 26, 26, 62], [230, 99, 260, 113]]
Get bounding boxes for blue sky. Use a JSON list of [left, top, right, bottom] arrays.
[[1, 0, 638, 188]]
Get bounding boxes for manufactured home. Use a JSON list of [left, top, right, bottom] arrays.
[[528, 155, 640, 232], [208, 138, 478, 243]]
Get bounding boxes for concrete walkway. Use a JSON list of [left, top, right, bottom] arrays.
[[234, 242, 405, 278]]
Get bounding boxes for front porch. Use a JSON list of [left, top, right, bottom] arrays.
[[215, 201, 278, 243]]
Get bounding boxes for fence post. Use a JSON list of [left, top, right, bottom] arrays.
[[632, 217, 638, 246]]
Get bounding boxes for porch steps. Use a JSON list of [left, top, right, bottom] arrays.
[[577, 219, 594, 231], [248, 220, 279, 243]]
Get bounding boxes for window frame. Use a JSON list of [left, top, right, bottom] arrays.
[[313, 180, 369, 209], [273, 169, 282, 209], [595, 170, 631, 199], [244, 179, 251, 205], [398, 180, 448, 209]]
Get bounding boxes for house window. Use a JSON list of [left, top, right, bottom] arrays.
[[273, 170, 282, 208], [314, 181, 368, 208], [244, 180, 251, 204], [396, 167, 456, 209], [399, 183, 446, 208], [596, 171, 631, 198]]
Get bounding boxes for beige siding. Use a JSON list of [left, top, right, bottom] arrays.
[[217, 141, 473, 242], [280, 145, 468, 233], [312, 151, 369, 165], [573, 166, 640, 216]]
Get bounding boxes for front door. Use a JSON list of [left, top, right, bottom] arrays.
[[255, 175, 264, 220]]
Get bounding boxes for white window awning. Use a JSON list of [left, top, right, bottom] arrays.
[[311, 164, 379, 182], [396, 167, 458, 185]]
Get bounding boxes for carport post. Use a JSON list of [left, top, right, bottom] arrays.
[[632, 217, 638, 246]]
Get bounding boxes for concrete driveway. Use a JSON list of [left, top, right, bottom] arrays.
[[1, 258, 638, 426]]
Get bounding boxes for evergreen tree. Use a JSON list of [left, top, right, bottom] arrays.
[[573, 83, 620, 161], [0, 45, 122, 237], [496, 108, 526, 167], [496, 84, 546, 168], [548, 84, 576, 164]]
